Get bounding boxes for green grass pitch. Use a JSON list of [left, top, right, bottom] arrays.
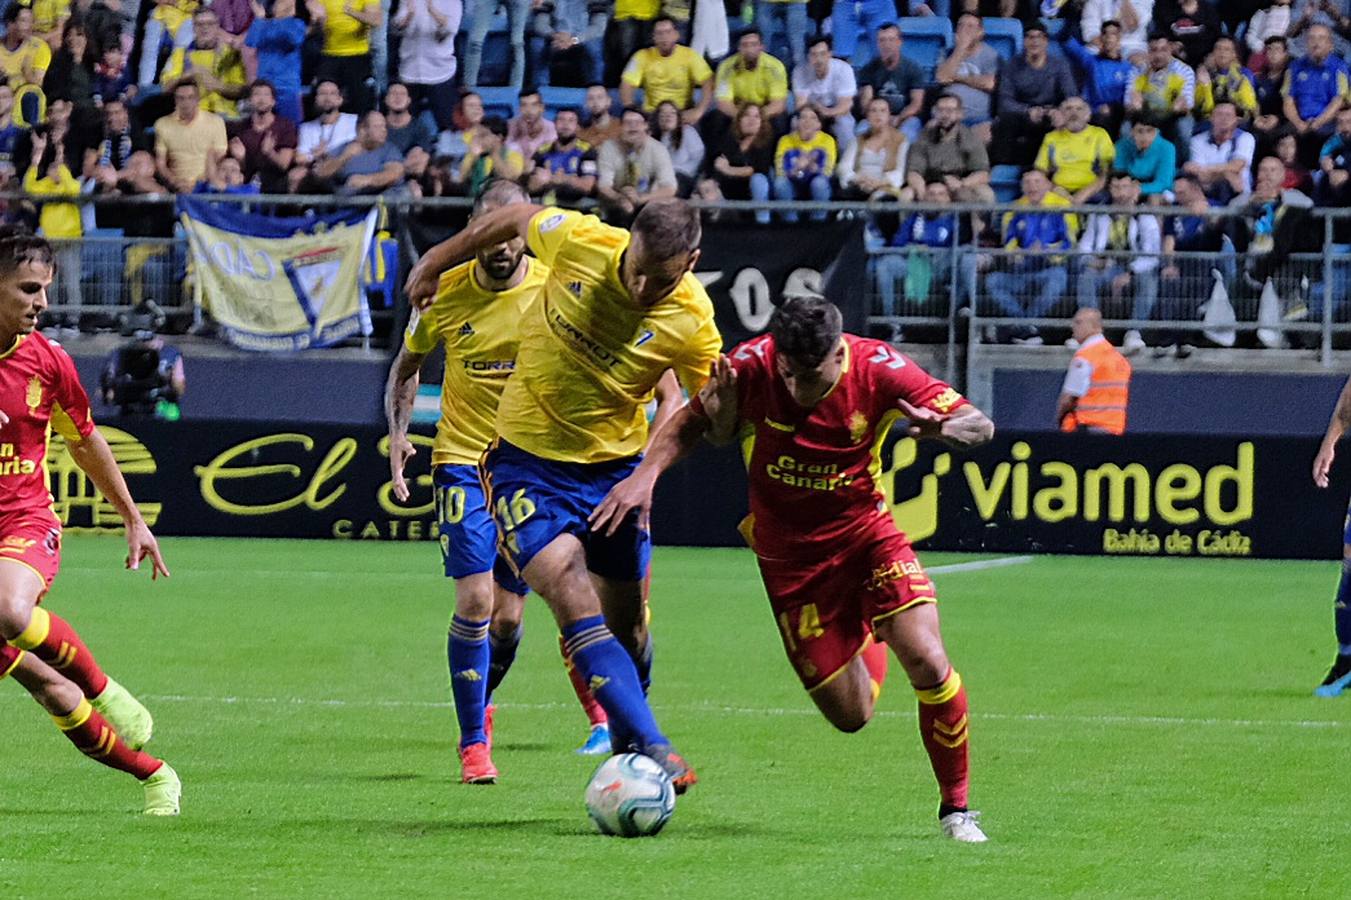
[[3, 536, 1351, 897]]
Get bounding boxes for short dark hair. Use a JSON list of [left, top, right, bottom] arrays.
[[934, 91, 963, 107], [653, 15, 679, 30], [1265, 35, 1288, 50], [556, 106, 581, 120], [621, 105, 647, 123], [957, 11, 982, 26], [807, 33, 831, 52], [518, 87, 541, 101], [249, 79, 276, 99], [1108, 169, 1138, 184], [0, 226, 54, 279], [739, 26, 763, 41], [171, 78, 200, 96], [1023, 21, 1049, 38], [482, 115, 508, 137], [473, 179, 528, 214], [1211, 100, 1238, 115], [315, 78, 344, 95], [770, 296, 843, 368], [877, 22, 900, 37], [1100, 19, 1121, 31], [1147, 31, 1171, 44], [1174, 173, 1203, 191], [631, 199, 701, 257], [2, 4, 25, 24]]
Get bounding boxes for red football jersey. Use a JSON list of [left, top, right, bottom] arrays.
[[696, 333, 968, 556], [0, 331, 95, 514]]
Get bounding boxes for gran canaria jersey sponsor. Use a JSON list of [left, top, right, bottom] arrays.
[[496, 207, 722, 463], [405, 257, 548, 465]]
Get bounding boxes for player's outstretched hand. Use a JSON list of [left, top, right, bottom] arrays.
[[403, 257, 440, 312], [389, 433, 416, 502], [697, 355, 738, 442], [126, 520, 170, 580], [1315, 441, 1337, 488], [898, 398, 946, 440], [589, 471, 657, 538]]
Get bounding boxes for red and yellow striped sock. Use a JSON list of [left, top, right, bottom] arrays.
[[559, 635, 608, 727], [8, 608, 109, 698], [53, 698, 162, 781], [915, 668, 970, 810]]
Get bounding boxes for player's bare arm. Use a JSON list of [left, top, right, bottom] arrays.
[[901, 402, 993, 449], [385, 344, 427, 503], [66, 429, 169, 579], [404, 204, 545, 310], [646, 370, 684, 446], [1315, 374, 1351, 488], [591, 360, 740, 536]]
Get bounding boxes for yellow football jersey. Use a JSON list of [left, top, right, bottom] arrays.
[[495, 207, 722, 463], [405, 256, 548, 466]]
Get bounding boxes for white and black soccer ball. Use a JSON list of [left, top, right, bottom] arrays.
[[584, 753, 676, 837]]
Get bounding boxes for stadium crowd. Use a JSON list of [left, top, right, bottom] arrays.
[[4, 0, 1351, 342]]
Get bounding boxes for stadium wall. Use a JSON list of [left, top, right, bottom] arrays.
[[57, 421, 1345, 560]]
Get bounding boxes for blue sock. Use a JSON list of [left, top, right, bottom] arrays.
[[562, 615, 668, 750], [486, 624, 522, 703], [448, 615, 490, 748], [632, 634, 654, 695], [1336, 560, 1351, 654]]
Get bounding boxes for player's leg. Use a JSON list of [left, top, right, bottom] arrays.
[[483, 441, 695, 789], [0, 646, 179, 815], [874, 603, 984, 842], [1315, 532, 1351, 697], [447, 571, 498, 783], [801, 635, 892, 732], [436, 465, 502, 783], [484, 578, 527, 751], [0, 547, 153, 749], [558, 632, 611, 754]]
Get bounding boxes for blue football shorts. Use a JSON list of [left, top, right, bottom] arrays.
[[478, 439, 651, 583], [434, 463, 530, 596]]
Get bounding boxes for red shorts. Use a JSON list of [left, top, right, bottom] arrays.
[[754, 518, 936, 691], [0, 510, 62, 599]]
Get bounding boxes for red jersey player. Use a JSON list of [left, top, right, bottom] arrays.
[[0, 228, 179, 815], [592, 296, 995, 842]]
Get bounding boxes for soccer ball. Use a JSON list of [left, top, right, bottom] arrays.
[[584, 753, 676, 837]]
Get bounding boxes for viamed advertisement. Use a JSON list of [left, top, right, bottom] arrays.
[[48, 423, 1347, 560]]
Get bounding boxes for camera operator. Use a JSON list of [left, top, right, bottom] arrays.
[[99, 303, 186, 419]]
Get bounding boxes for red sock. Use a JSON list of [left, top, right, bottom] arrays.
[[54, 699, 162, 780], [915, 669, 970, 810], [862, 638, 889, 699], [10, 608, 109, 698], [558, 635, 608, 727]]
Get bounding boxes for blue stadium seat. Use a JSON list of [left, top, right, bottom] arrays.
[[1042, 17, 1067, 41], [477, 87, 519, 120], [990, 165, 1024, 203], [897, 17, 953, 78], [540, 86, 589, 113], [983, 18, 1023, 61]]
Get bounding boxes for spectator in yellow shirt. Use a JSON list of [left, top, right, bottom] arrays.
[[308, 0, 382, 113], [772, 105, 835, 221], [620, 16, 713, 125], [138, 0, 199, 87], [29, 0, 72, 49], [0, 5, 51, 124], [154, 79, 229, 191], [1034, 96, 1116, 203], [603, 0, 659, 86], [159, 8, 248, 117], [23, 127, 82, 307], [714, 29, 788, 127]]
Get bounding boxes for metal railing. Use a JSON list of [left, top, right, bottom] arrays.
[[20, 192, 1351, 363]]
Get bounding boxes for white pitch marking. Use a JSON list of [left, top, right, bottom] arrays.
[[926, 556, 1035, 576], [137, 693, 1347, 730]]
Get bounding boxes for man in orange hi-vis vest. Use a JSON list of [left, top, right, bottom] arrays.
[[1056, 307, 1131, 434]]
